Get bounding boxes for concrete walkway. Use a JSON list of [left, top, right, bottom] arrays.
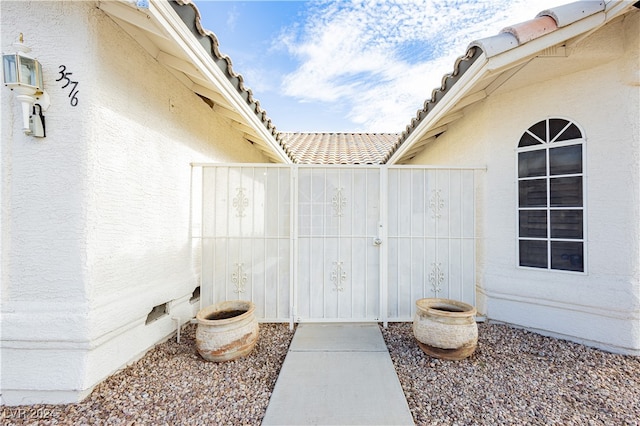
[[262, 323, 415, 426]]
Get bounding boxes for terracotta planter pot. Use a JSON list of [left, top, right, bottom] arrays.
[[196, 300, 259, 362], [413, 298, 478, 360]]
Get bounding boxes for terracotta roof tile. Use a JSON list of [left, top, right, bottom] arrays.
[[281, 133, 399, 164], [501, 16, 558, 44]]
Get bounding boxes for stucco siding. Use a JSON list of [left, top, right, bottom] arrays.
[[409, 12, 640, 354], [1, 0, 269, 404]]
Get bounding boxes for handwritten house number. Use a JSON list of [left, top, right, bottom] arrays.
[[56, 65, 79, 106]]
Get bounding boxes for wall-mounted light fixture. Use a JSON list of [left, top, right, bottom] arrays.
[[2, 34, 49, 137]]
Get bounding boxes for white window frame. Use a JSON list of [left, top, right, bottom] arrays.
[[516, 117, 587, 274]]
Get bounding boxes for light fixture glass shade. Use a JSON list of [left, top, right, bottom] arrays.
[[3, 52, 43, 93]]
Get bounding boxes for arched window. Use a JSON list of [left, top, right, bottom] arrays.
[[517, 118, 585, 272]]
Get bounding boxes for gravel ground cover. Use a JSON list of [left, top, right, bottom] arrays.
[[2, 321, 639, 425], [1, 323, 295, 426], [382, 322, 640, 426]]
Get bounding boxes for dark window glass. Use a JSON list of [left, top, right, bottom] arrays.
[[528, 120, 547, 142], [519, 240, 548, 268], [550, 177, 582, 207], [519, 131, 543, 147], [519, 210, 547, 238], [549, 145, 582, 175], [549, 119, 570, 141], [517, 118, 584, 272], [555, 123, 582, 141], [551, 241, 583, 272], [519, 179, 547, 207], [518, 150, 546, 178], [550, 210, 583, 239]]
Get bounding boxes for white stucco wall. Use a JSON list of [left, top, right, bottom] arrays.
[[409, 11, 640, 355], [1, 0, 271, 405]]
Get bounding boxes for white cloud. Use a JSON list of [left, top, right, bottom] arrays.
[[276, 0, 566, 132], [226, 5, 239, 31]]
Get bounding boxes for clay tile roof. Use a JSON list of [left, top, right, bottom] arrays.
[[394, 1, 609, 160], [281, 133, 400, 164]]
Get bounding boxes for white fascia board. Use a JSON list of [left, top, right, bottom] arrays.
[[149, 0, 291, 163], [486, 11, 606, 73], [388, 55, 488, 164], [605, 0, 636, 21]]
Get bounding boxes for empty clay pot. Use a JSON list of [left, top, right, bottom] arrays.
[[196, 300, 259, 362], [413, 298, 478, 360]]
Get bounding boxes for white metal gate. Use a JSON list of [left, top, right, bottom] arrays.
[[196, 164, 477, 324], [296, 166, 381, 321]]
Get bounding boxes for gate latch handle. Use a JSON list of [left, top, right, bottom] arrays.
[[374, 222, 383, 246]]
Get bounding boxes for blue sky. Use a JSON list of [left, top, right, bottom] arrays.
[[194, 0, 568, 133]]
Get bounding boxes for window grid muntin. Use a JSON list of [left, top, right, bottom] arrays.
[[516, 118, 585, 273]]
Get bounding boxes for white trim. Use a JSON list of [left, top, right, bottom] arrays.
[[146, 1, 292, 163], [515, 118, 587, 274], [482, 287, 640, 320], [379, 167, 389, 327], [290, 165, 298, 329]]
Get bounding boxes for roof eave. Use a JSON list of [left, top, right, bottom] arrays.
[[153, 0, 293, 164], [387, 4, 617, 165], [99, 0, 292, 164]]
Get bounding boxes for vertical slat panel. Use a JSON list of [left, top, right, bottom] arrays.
[[387, 167, 476, 320], [252, 237, 266, 318], [462, 170, 475, 238], [200, 165, 291, 321], [339, 238, 354, 319], [366, 169, 380, 236], [411, 169, 426, 236], [425, 169, 438, 238], [311, 237, 326, 318], [396, 236, 412, 317], [263, 238, 277, 318], [386, 169, 399, 318], [424, 237, 438, 300], [410, 237, 425, 314], [366, 236, 379, 319], [201, 238, 214, 307], [280, 238, 291, 318], [462, 239, 475, 306], [297, 237, 311, 319], [448, 170, 463, 238], [447, 238, 463, 301]]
